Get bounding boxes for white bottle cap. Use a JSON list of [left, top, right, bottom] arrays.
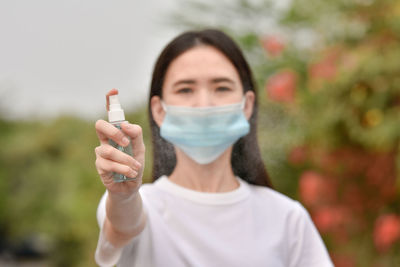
[[108, 94, 125, 122]]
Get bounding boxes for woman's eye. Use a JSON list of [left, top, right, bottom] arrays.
[[216, 86, 231, 92], [177, 88, 192, 94]]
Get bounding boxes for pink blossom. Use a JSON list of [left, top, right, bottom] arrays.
[[309, 49, 340, 80], [299, 171, 324, 206], [373, 214, 400, 252], [312, 206, 348, 234], [261, 35, 285, 57], [298, 170, 337, 207], [265, 70, 296, 103], [288, 146, 308, 165]]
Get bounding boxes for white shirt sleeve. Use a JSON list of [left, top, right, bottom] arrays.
[[287, 202, 334, 267], [94, 191, 123, 267], [96, 191, 107, 228]]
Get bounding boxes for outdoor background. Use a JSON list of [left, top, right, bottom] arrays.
[[0, 0, 399, 266]]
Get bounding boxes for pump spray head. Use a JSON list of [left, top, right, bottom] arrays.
[[108, 94, 125, 122]]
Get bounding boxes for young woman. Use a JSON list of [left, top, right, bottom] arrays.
[[94, 29, 333, 267]]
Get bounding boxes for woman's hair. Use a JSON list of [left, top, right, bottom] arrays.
[[148, 29, 273, 188]]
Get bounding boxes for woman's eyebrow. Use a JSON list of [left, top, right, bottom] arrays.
[[211, 77, 235, 84], [173, 79, 196, 87], [172, 77, 235, 87]]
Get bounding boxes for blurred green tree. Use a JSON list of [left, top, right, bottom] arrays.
[[0, 108, 152, 266]]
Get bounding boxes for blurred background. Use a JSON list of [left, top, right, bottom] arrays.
[[0, 0, 399, 266]]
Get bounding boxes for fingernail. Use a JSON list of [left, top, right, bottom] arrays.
[[130, 170, 138, 178], [133, 161, 141, 170], [122, 137, 130, 146]]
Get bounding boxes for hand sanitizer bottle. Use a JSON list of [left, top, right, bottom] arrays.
[[108, 94, 135, 182]]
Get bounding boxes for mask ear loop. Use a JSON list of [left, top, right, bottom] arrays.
[[241, 96, 246, 109], [161, 101, 167, 112]]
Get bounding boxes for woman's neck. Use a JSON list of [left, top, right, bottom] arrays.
[[168, 147, 239, 193]]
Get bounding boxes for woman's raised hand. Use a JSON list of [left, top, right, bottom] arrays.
[[94, 89, 145, 197]]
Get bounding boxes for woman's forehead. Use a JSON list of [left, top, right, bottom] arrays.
[[164, 45, 241, 84]]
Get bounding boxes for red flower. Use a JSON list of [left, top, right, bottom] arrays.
[[309, 60, 336, 80], [299, 170, 337, 207], [261, 35, 285, 57], [312, 206, 348, 234], [373, 214, 400, 252], [299, 171, 324, 206], [265, 70, 297, 103], [309, 48, 341, 81], [288, 146, 308, 165]]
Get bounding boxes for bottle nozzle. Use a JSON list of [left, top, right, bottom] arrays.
[[108, 94, 125, 122], [109, 95, 120, 106]]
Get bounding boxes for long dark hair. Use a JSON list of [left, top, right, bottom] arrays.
[[148, 29, 272, 188]]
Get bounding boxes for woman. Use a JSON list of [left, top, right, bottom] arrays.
[[94, 29, 333, 267]]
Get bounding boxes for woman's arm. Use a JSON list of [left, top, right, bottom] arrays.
[[95, 190, 146, 266], [104, 190, 146, 246], [94, 120, 147, 266], [93, 90, 147, 266]]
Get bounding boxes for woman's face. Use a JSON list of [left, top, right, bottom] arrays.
[[151, 45, 255, 125]]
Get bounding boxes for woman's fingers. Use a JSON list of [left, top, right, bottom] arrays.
[[95, 153, 138, 179], [95, 119, 130, 146], [95, 144, 141, 171], [120, 123, 146, 163]]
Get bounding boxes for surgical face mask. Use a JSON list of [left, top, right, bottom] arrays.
[[160, 99, 250, 164]]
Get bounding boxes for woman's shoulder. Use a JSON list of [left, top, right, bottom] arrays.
[[241, 178, 306, 215], [138, 180, 160, 199], [138, 176, 175, 205]]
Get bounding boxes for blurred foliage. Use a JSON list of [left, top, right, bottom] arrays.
[[0, 108, 152, 266], [172, 0, 400, 266]]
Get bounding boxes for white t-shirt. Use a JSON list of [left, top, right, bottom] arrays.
[[97, 176, 333, 267]]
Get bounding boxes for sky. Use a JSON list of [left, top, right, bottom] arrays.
[[0, 0, 180, 120]]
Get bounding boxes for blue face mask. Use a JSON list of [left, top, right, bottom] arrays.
[[160, 99, 250, 164]]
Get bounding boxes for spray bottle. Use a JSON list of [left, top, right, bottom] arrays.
[[108, 94, 135, 182]]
